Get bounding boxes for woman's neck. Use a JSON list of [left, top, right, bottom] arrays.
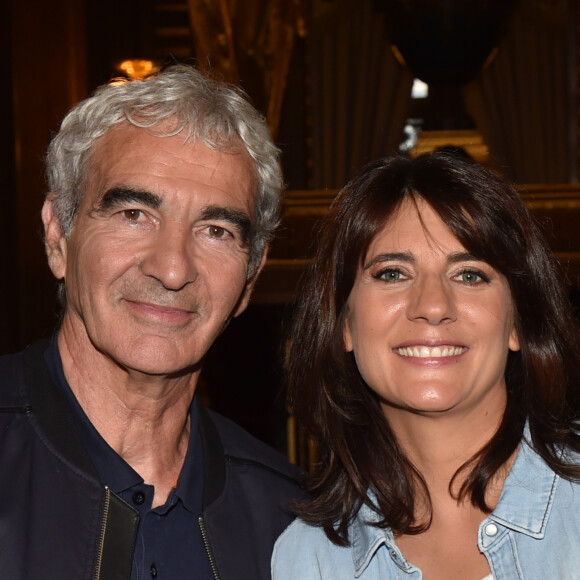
[[383, 401, 508, 505]]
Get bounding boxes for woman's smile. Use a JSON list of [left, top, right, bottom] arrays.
[[394, 345, 468, 358]]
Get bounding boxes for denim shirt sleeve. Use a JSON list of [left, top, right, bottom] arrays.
[[272, 519, 352, 579]]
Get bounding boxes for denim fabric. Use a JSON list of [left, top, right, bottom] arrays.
[[272, 438, 580, 579]]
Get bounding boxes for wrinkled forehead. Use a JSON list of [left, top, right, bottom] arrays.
[[82, 123, 258, 200], [90, 120, 251, 161]]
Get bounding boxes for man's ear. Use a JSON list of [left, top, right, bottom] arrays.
[[41, 195, 68, 280], [233, 249, 268, 318]]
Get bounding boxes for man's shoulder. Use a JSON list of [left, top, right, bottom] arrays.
[[0, 346, 24, 372], [0, 346, 29, 406], [203, 405, 303, 482], [198, 403, 308, 579], [0, 340, 58, 405]]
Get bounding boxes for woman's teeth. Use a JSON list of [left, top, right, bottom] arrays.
[[395, 346, 466, 358]]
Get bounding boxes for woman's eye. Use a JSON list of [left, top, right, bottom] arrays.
[[376, 268, 403, 282], [458, 270, 486, 285]]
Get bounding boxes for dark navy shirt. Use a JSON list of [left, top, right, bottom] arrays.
[[44, 338, 215, 580]]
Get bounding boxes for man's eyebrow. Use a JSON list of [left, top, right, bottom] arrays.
[[364, 252, 414, 270], [95, 187, 162, 212], [201, 205, 253, 243]]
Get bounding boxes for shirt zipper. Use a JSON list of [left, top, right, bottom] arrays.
[[93, 485, 111, 580], [199, 515, 221, 580]]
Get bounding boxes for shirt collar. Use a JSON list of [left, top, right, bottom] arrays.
[[350, 499, 414, 577], [487, 434, 558, 539], [350, 501, 387, 576], [172, 399, 203, 514]]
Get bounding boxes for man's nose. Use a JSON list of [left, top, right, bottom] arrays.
[[406, 273, 457, 325], [140, 224, 197, 290]]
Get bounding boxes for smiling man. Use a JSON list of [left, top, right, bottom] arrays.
[[0, 65, 303, 580]]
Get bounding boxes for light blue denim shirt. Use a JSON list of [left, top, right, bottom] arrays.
[[272, 438, 580, 579]]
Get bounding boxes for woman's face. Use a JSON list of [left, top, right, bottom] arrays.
[[343, 198, 520, 422]]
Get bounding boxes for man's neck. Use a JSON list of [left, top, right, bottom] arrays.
[[57, 330, 198, 507]]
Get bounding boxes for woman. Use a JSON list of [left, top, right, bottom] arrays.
[[272, 151, 580, 579]]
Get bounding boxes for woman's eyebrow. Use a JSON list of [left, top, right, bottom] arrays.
[[447, 251, 481, 263], [363, 251, 484, 270], [95, 187, 162, 212], [363, 252, 414, 270]]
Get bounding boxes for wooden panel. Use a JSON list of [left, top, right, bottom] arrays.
[[520, 184, 580, 285], [254, 190, 337, 303]]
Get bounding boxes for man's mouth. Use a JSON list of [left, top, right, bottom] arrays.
[[138, 302, 191, 314], [125, 299, 196, 321], [394, 345, 467, 358]]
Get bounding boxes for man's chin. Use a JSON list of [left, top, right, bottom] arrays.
[[103, 337, 205, 378]]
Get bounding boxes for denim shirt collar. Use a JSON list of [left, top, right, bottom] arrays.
[[350, 501, 387, 576], [484, 435, 558, 540], [350, 500, 415, 577], [349, 433, 559, 576]]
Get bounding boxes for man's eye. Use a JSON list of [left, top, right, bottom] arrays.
[[122, 209, 143, 221], [208, 226, 228, 238]]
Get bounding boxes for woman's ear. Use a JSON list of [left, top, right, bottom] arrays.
[[508, 325, 520, 352], [343, 314, 354, 352]]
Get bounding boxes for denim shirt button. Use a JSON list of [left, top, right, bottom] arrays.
[[485, 523, 498, 537]]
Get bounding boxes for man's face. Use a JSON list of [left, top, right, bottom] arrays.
[[43, 124, 261, 377]]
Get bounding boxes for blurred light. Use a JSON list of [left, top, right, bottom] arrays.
[[116, 59, 160, 80], [411, 78, 429, 99], [399, 119, 422, 153]]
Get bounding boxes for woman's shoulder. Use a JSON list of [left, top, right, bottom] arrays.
[[272, 518, 354, 579], [273, 518, 338, 557]]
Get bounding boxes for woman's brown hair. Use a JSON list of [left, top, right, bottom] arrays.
[[287, 151, 580, 545]]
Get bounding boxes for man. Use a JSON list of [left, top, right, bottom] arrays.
[[0, 64, 303, 579]]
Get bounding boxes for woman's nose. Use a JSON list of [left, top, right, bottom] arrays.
[[406, 274, 457, 325]]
